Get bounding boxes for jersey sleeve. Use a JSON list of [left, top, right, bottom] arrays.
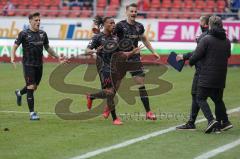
[[14, 31, 24, 45], [87, 34, 99, 49], [114, 22, 123, 37], [43, 32, 50, 50], [139, 24, 145, 35]]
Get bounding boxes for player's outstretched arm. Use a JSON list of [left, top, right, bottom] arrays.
[[46, 47, 68, 64], [85, 45, 103, 55], [141, 35, 160, 60], [11, 44, 19, 68]]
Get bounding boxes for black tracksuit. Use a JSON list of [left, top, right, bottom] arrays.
[[183, 30, 208, 123], [189, 28, 231, 123]]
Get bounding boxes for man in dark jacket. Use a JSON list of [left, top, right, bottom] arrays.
[[176, 15, 210, 130], [189, 16, 232, 133]]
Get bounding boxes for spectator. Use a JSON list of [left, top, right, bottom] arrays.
[[2, 0, 14, 16], [230, 0, 240, 19], [69, 0, 80, 7]]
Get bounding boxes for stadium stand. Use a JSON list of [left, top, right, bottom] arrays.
[[0, 0, 239, 19]]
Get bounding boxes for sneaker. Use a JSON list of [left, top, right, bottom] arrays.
[[221, 121, 233, 131], [213, 127, 221, 134], [113, 118, 123, 125], [146, 111, 157, 120], [205, 120, 218, 134], [176, 121, 196, 130], [15, 89, 22, 106], [102, 105, 110, 119], [30, 112, 40, 120], [86, 94, 93, 110]]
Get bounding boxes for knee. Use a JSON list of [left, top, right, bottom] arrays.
[[196, 96, 206, 105], [27, 85, 36, 90], [104, 89, 115, 97], [134, 77, 145, 85]]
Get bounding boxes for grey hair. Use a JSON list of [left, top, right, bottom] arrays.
[[209, 16, 223, 29]]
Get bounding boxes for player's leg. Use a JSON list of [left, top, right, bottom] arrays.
[[131, 71, 156, 120], [104, 88, 122, 125], [176, 94, 198, 130], [196, 87, 218, 133], [210, 88, 233, 131], [15, 66, 28, 106], [24, 66, 41, 120]]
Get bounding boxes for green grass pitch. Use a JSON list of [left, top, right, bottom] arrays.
[[0, 63, 239, 159]]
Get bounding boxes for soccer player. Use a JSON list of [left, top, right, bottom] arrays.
[[85, 16, 143, 125], [11, 12, 67, 120], [114, 3, 159, 120]]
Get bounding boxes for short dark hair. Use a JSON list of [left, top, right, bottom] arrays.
[[28, 12, 40, 20], [126, 3, 138, 10], [209, 16, 223, 29], [200, 15, 210, 25]]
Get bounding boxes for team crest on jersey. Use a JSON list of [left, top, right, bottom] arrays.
[[135, 25, 140, 32], [40, 33, 44, 38]]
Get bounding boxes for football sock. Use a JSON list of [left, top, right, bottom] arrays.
[[139, 86, 150, 112], [111, 109, 117, 121], [27, 89, 34, 112], [90, 91, 107, 99], [20, 86, 27, 95]]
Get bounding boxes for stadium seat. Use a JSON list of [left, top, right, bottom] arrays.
[[17, 5, 28, 16], [169, 8, 180, 19], [96, 7, 105, 16], [206, 0, 216, 10], [106, 6, 118, 17], [217, 0, 226, 10], [172, 0, 182, 9], [158, 8, 169, 19], [97, 0, 107, 8], [48, 6, 59, 17], [184, 0, 194, 9], [150, 0, 161, 9], [39, 6, 49, 17], [161, 0, 172, 9], [147, 8, 158, 18], [110, 0, 120, 8], [191, 8, 202, 19], [182, 8, 192, 19], [69, 6, 81, 18], [80, 9, 92, 18], [59, 6, 70, 17], [203, 8, 213, 14], [195, 0, 205, 10]]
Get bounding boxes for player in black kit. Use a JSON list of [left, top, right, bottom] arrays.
[[85, 16, 143, 125], [11, 12, 67, 120], [114, 3, 160, 120]]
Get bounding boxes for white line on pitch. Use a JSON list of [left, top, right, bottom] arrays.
[[0, 110, 194, 117], [69, 107, 240, 159], [194, 138, 240, 159]]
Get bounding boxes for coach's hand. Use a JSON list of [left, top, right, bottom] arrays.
[[176, 54, 183, 61]]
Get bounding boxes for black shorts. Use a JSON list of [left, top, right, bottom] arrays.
[[23, 65, 43, 86], [127, 54, 145, 77]]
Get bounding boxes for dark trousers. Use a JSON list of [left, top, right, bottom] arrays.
[[189, 94, 200, 123], [196, 86, 229, 123]]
